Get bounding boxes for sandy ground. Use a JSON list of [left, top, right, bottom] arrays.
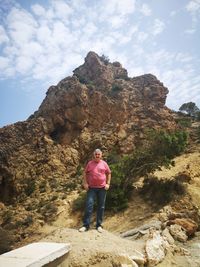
[[41, 228, 145, 267]]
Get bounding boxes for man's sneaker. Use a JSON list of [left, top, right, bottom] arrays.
[[97, 226, 103, 233], [79, 226, 87, 232]]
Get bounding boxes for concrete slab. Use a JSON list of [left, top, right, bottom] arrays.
[[0, 242, 70, 267], [0, 257, 33, 267]]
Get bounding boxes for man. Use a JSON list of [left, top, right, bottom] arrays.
[[79, 148, 111, 233]]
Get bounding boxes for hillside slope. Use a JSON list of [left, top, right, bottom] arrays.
[[0, 52, 199, 266], [16, 127, 200, 266]]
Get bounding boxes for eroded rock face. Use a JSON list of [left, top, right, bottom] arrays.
[[34, 51, 175, 152], [73, 51, 128, 87], [0, 51, 177, 245]]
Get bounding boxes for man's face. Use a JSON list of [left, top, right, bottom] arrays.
[[94, 152, 102, 161]]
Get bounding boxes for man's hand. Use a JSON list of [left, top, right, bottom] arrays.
[[105, 184, 110, 190], [83, 182, 89, 190]]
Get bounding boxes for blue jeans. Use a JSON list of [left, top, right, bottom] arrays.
[[83, 187, 107, 229]]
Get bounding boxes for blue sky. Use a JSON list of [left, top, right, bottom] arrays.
[[0, 0, 200, 127]]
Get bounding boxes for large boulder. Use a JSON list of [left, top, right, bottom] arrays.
[[167, 218, 198, 237]]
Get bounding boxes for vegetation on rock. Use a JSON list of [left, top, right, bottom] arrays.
[[0, 227, 13, 254], [74, 129, 188, 211], [140, 175, 186, 205], [100, 54, 110, 65]]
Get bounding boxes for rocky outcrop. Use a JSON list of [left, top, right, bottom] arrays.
[[0, 51, 177, 247], [73, 51, 128, 88], [167, 218, 198, 237], [34, 52, 175, 151]]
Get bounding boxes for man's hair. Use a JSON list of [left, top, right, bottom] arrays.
[[94, 148, 102, 154]]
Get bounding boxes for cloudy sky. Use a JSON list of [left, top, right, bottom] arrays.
[[0, 0, 200, 127]]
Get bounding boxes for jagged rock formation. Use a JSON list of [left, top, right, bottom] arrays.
[[34, 52, 175, 152], [0, 51, 177, 248]]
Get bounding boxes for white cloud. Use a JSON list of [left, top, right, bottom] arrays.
[[160, 65, 200, 110], [0, 25, 9, 44], [36, 25, 52, 44], [0, 0, 199, 113], [118, 35, 132, 44], [166, 73, 200, 109], [140, 3, 152, 16], [0, 0, 18, 22], [7, 7, 37, 46], [71, 17, 86, 28], [7, 7, 37, 28], [97, 0, 136, 29], [0, 56, 15, 77], [0, 0, 137, 84], [0, 56, 9, 69], [122, 45, 200, 110], [170, 10, 177, 17], [83, 22, 98, 36], [101, 0, 136, 16], [16, 56, 33, 74], [186, 0, 200, 12], [70, 0, 86, 10], [52, 21, 74, 47], [185, 0, 200, 32], [152, 19, 165, 35], [51, 0, 73, 20], [184, 28, 196, 34], [128, 66, 145, 77], [31, 4, 46, 17], [22, 42, 43, 59], [109, 16, 127, 28], [113, 26, 138, 45], [175, 53, 193, 63], [137, 31, 148, 42]]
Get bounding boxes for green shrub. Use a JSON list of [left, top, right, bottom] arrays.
[[100, 54, 110, 65], [111, 84, 123, 93], [2, 210, 13, 225], [15, 215, 33, 228], [87, 82, 95, 91], [107, 129, 188, 211], [149, 130, 188, 160], [75, 74, 88, 84], [197, 126, 200, 142], [0, 228, 13, 254], [196, 111, 200, 121], [115, 74, 128, 80], [39, 180, 47, 193], [78, 76, 87, 84], [75, 165, 83, 176], [51, 195, 58, 201], [140, 175, 186, 205], [72, 192, 87, 211], [106, 161, 132, 211], [41, 202, 58, 221], [106, 148, 121, 164], [25, 179, 36, 196], [175, 117, 192, 128]]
